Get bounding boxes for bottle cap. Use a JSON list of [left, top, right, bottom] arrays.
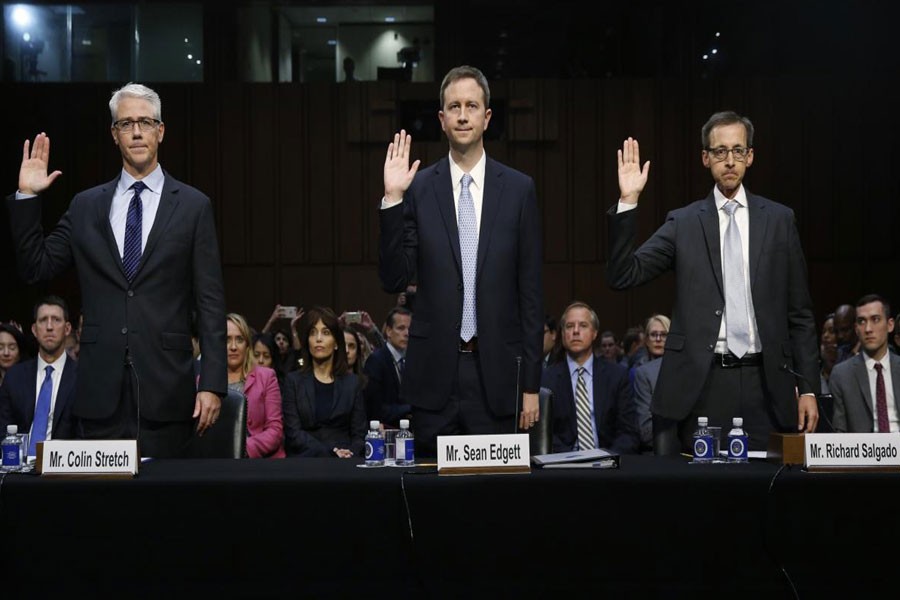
[[369, 420, 380, 430], [733, 417, 743, 427], [697, 416, 708, 426], [399, 419, 410, 429], [6, 424, 17, 435]]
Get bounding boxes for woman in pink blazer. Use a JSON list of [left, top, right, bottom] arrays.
[[227, 313, 286, 458]]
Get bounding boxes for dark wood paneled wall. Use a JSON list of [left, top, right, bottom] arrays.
[[3, 77, 898, 336]]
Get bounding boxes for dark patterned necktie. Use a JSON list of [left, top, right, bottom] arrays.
[[123, 181, 146, 281], [875, 363, 890, 432]]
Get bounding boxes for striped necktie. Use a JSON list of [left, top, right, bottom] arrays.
[[575, 366, 595, 450], [123, 181, 147, 281]]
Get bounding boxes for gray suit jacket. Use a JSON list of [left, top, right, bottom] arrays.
[[607, 190, 819, 429], [633, 357, 662, 450], [830, 353, 900, 433]]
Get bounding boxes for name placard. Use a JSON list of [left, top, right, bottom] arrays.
[[804, 433, 900, 471], [37, 440, 139, 477], [437, 433, 530, 475]]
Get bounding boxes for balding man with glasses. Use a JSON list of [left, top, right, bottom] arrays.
[[607, 111, 820, 455], [7, 82, 226, 458]]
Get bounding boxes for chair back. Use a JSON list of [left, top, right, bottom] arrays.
[[186, 389, 247, 459], [529, 387, 553, 456]]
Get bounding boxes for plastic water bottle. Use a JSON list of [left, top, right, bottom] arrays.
[[365, 420, 385, 466], [395, 419, 415, 466], [727, 417, 749, 463], [1, 425, 23, 472], [692, 416, 715, 463]]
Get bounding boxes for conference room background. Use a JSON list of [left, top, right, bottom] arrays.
[[2, 1, 897, 334]]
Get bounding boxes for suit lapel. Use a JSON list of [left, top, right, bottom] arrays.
[[746, 192, 768, 288], [134, 172, 179, 284], [591, 358, 605, 431], [302, 373, 317, 421], [96, 177, 127, 280], [891, 355, 900, 418], [244, 369, 258, 399], [476, 159, 504, 279], [853, 355, 875, 419], [432, 160, 463, 274], [698, 194, 724, 298], [24, 360, 38, 423], [52, 358, 76, 427]]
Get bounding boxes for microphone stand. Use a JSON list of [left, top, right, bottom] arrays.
[[514, 356, 522, 434]]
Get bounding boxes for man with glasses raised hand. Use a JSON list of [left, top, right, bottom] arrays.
[[607, 110, 819, 454], [6, 82, 226, 458]]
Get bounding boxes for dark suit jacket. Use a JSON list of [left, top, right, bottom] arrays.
[[0, 356, 77, 439], [606, 190, 819, 429], [379, 156, 543, 415], [541, 356, 639, 454], [831, 353, 900, 433], [282, 371, 367, 457], [362, 345, 409, 427], [6, 172, 227, 423]]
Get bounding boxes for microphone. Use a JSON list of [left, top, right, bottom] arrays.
[[779, 363, 835, 432], [125, 349, 142, 452], [514, 356, 522, 434]]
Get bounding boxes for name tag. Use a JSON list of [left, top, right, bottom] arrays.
[[37, 440, 139, 477], [804, 433, 900, 471], [437, 433, 530, 475]]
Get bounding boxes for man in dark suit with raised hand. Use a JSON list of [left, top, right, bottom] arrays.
[[0, 295, 77, 449], [831, 294, 899, 433], [7, 83, 226, 458], [607, 111, 819, 453], [542, 302, 639, 454], [379, 65, 544, 457]]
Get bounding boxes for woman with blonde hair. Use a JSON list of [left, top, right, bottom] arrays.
[[227, 313, 285, 458]]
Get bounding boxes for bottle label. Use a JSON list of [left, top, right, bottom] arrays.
[[365, 438, 385, 461], [2, 442, 20, 466], [728, 435, 749, 460], [396, 438, 414, 462], [693, 434, 715, 460]]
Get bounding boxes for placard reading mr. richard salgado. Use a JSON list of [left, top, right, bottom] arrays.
[[38, 439, 139, 476], [437, 433, 530, 474], [805, 433, 900, 470]]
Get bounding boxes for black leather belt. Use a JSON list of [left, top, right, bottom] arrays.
[[459, 337, 479, 353], [714, 352, 762, 368]]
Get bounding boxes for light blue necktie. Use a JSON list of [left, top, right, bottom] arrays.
[[723, 200, 750, 357], [122, 181, 146, 282], [29, 365, 53, 455], [458, 174, 478, 341]]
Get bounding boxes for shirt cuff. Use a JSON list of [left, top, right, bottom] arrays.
[[616, 200, 638, 213], [380, 196, 403, 210], [15, 191, 37, 200]]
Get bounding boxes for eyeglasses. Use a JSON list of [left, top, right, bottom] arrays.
[[706, 146, 750, 162], [112, 117, 161, 133], [648, 331, 668, 340]]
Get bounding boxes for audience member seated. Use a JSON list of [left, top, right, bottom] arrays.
[[819, 312, 838, 394], [340, 310, 385, 353], [833, 303, 859, 365], [227, 313, 285, 458], [0, 296, 77, 449], [363, 307, 412, 428], [282, 307, 366, 458], [542, 302, 639, 454], [272, 325, 300, 374], [598, 330, 620, 364], [252, 331, 285, 390], [542, 314, 558, 368], [632, 314, 671, 453], [831, 294, 899, 433], [620, 325, 647, 369], [0, 322, 29, 387]]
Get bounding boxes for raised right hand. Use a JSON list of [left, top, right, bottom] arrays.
[[383, 130, 420, 203], [617, 137, 650, 205], [20, 133, 62, 196]]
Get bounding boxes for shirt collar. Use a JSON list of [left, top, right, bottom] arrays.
[[118, 164, 164, 195], [37, 351, 67, 373], [386, 342, 405, 362], [864, 352, 891, 372], [566, 353, 593, 379], [714, 184, 747, 211], [449, 151, 486, 192]]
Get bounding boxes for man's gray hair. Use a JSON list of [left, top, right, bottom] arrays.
[[109, 82, 162, 123]]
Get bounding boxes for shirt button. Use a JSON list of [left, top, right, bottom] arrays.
[[121, 327, 128, 335]]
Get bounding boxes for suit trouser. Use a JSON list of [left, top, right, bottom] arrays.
[[654, 360, 779, 455], [77, 363, 194, 459], [412, 351, 513, 458]]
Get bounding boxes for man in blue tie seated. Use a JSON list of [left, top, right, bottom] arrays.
[[363, 307, 412, 428], [831, 294, 899, 433], [541, 302, 639, 454], [0, 296, 78, 454]]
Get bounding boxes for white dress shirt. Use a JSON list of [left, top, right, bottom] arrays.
[[109, 165, 165, 258]]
